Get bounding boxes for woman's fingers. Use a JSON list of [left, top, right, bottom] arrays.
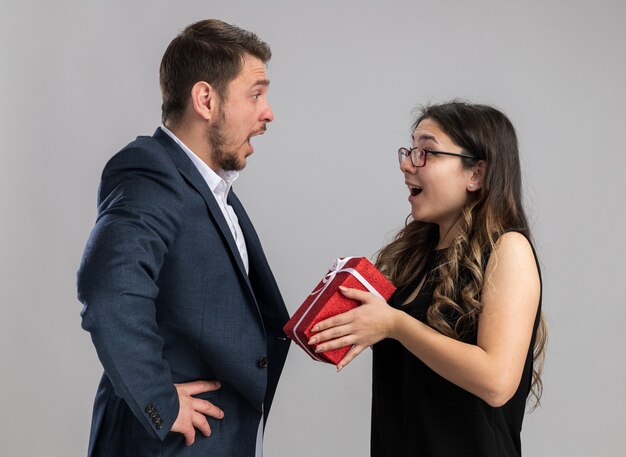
[[312, 310, 353, 333], [337, 344, 368, 372], [313, 334, 354, 353], [308, 321, 352, 345], [338, 285, 372, 302]]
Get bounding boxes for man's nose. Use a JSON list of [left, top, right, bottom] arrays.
[[261, 103, 274, 123]]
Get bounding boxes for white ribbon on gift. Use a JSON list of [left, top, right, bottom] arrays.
[[293, 257, 385, 362]]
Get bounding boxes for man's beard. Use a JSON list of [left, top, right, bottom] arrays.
[[208, 110, 245, 171]]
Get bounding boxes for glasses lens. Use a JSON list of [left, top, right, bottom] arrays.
[[411, 148, 425, 167], [398, 148, 409, 164]]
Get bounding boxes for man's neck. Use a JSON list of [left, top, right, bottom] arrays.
[[164, 121, 217, 172]]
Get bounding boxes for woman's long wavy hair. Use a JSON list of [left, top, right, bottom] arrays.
[[376, 101, 546, 408]]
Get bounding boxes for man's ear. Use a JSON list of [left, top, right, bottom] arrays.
[[468, 160, 486, 192], [190, 81, 218, 121]]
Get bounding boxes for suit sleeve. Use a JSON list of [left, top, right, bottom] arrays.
[[77, 144, 182, 440]]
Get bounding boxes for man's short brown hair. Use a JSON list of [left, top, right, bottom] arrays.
[[159, 19, 271, 124]]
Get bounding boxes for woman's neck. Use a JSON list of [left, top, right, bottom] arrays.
[[437, 221, 460, 249]]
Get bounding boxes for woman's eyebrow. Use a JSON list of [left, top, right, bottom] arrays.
[[412, 133, 439, 144]]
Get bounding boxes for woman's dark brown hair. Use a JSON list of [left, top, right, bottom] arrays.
[[377, 101, 546, 408]]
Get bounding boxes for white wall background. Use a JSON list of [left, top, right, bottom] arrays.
[[1, 0, 625, 455]]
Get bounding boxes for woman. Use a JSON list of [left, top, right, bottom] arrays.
[[308, 101, 546, 456]]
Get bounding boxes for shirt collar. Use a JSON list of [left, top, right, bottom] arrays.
[[160, 124, 239, 196]]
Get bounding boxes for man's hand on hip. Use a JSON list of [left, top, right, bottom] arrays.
[[171, 380, 224, 446]]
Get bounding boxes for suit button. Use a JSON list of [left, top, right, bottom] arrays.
[[258, 356, 268, 368]]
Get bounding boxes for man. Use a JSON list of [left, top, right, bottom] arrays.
[[77, 19, 290, 457]]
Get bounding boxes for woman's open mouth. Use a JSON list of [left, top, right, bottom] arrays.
[[409, 186, 423, 197]]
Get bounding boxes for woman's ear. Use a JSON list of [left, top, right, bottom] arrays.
[[468, 160, 486, 192]]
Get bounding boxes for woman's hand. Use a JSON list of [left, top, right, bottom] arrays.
[[308, 286, 400, 371]]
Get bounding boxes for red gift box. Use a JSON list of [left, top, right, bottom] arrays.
[[284, 257, 396, 365]]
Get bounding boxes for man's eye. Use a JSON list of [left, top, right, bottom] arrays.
[[252, 94, 261, 100]]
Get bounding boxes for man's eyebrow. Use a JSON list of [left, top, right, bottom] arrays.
[[412, 133, 438, 144], [251, 79, 270, 88]]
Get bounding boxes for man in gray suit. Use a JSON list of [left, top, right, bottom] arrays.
[[77, 19, 290, 456]]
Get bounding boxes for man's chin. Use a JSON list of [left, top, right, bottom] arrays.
[[221, 157, 246, 172]]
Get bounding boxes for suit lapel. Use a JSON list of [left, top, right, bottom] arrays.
[[152, 128, 257, 303], [228, 192, 287, 316], [228, 190, 289, 328]]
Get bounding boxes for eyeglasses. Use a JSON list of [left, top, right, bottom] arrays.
[[398, 147, 477, 167]]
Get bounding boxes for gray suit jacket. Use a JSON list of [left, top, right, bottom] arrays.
[[77, 128, 290, 456]]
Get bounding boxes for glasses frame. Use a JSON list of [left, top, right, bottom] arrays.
[[398, 147, 478, 167]]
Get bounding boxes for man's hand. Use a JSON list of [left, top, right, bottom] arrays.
[[171, 380, 224, 446]]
